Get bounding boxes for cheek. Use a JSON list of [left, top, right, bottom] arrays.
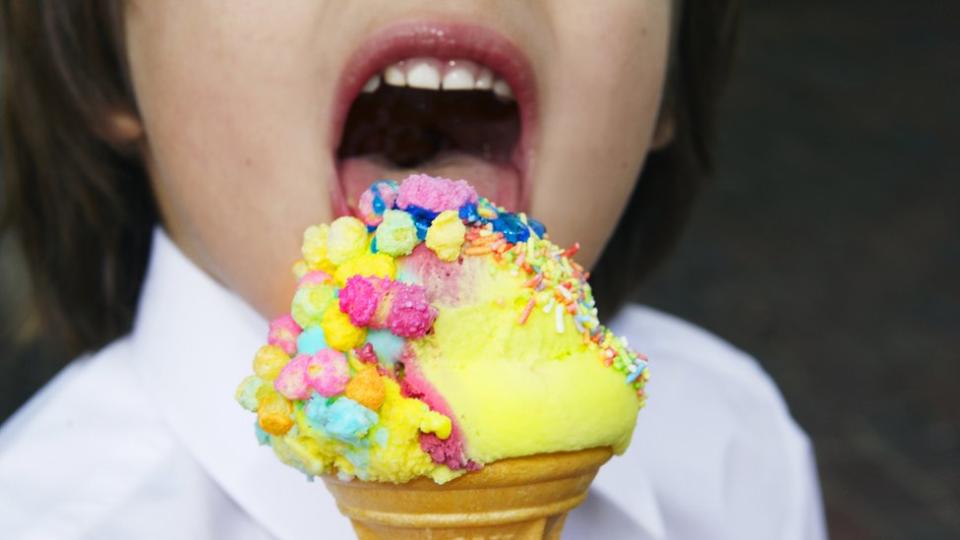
[[125, 1, 343, 314], [528, 0, 671, 269]]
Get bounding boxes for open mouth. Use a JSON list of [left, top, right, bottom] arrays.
[[331, 22, 537, 216]]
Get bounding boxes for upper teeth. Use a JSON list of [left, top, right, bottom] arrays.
[[407, 59, 442, 89], [361, 58, 515, 100]]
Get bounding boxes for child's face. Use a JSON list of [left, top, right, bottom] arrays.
[[124, 1, 671, 315]]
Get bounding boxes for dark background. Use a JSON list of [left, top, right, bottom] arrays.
[[636, 0, 959, 538], [2, 0, 958, 538]]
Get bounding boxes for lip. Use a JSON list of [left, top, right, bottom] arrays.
[[329, 20, 538, 216]]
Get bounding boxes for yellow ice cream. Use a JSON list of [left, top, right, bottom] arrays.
[[408, 254, 640, 463]]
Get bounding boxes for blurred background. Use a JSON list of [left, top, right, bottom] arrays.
[[1, 0, 957, 538], [636, 0, 959, 538]]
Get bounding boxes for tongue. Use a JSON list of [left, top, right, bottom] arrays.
[[338, 152, 522, 214]]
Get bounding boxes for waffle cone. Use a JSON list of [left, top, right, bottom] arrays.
[[322, 447, 612, 539]]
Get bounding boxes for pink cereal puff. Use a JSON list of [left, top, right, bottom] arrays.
[[274, 354, 312, 400], [340, 275, 394, 328], [298, 270, 333, 287], [386, 282, 437, 338], [304, 349, 350, 397], [268, 314, 302, 356], [338, 276, 380, 327], [357, 181, 400, 226], [396, 174, 478, 213]]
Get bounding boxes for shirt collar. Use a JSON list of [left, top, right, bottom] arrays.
[[129, 227, 663, 539]]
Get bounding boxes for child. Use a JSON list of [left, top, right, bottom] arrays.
[[0, 1, 825, 539]]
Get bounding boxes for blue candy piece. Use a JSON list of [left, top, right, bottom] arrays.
[[404, 204, 439, 222], [626, 363, 647, 383], [413, 218, 430, 240], [370, 235, 379, 253], [365, 329, 405, 366], [527, 218, 546, 238], [492, 213, 531, 243], [296, 326, 328, 355], [371, 188, 386, 215], [403, 205, 439, 241], [370, 179, 399, 215], [458, 203, 482, 224]]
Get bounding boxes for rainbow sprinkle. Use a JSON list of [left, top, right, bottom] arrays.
[[354, 174, 652, 399], [457, 207, 650, 401]]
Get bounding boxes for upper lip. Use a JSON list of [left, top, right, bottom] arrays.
[[329, 20, 538, 211]]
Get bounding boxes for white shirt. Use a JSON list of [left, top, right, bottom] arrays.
[[0, 229, 827, 539]]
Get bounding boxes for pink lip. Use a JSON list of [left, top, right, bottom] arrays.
[[329, 20, 538, 216]]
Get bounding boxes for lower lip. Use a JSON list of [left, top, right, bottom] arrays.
[[329, 20, 538, 216]]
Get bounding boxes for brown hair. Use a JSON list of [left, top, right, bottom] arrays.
[[0, 1, 740, 357], [591, 1, 741, 317], [0, 1, 155, 354]]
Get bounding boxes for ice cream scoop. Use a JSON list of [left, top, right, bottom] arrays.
[[236, 174, 649, 535]]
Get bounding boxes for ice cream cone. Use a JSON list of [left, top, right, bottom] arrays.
[[322, 446, 613, 539]]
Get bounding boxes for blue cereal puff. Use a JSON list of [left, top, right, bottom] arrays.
[[324, 397, 378, 446], [297, 326, 328, 355], [366, 329, 405, 366]]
